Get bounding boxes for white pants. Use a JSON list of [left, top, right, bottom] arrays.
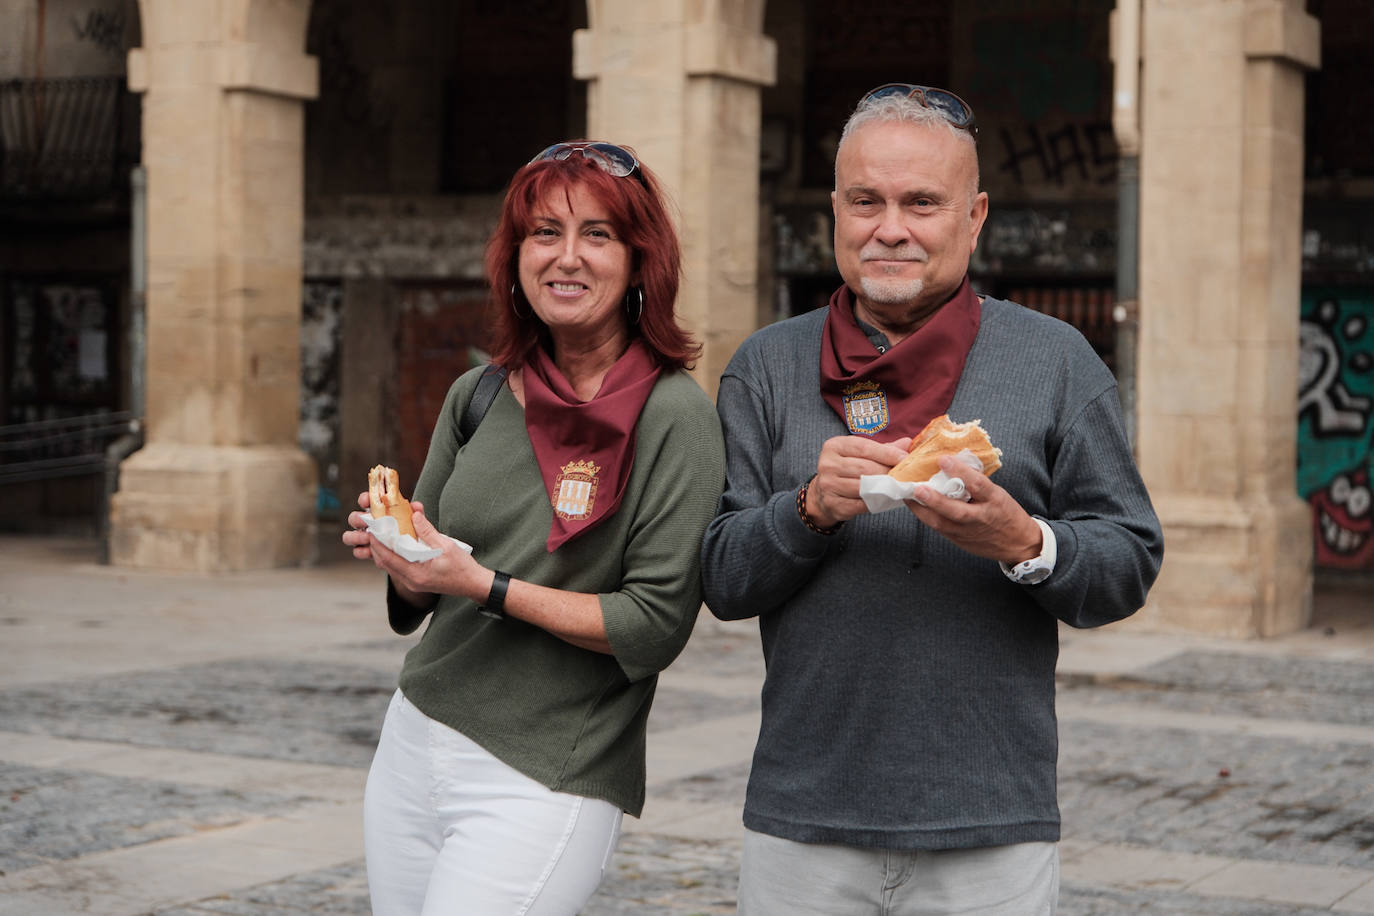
[[363, 690, 623, 916], [738, 829, 1058, 915]]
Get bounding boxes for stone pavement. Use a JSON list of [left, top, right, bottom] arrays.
[[1, 533, 1372, 915]]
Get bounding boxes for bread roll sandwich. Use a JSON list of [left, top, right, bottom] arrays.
[[889, 414, 1002, 484], [368, 465, 416, 538]]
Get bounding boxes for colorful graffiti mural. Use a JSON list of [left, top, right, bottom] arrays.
[[1298, 290, 1374, 569]]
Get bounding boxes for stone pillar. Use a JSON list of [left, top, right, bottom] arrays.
[[574, 0, 776, 397], [110, 0, 320, 571], [1134, 0, 1320, 636]]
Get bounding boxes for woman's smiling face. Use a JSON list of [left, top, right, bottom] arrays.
[[518, 182, 635, 348]]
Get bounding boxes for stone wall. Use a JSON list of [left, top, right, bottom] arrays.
[[303, 194, 500, 280]]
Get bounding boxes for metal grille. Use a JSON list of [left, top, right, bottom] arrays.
[[0, 411, 140, 484], [0, 76, 128, 199], [1006, 285, 1118, 369]]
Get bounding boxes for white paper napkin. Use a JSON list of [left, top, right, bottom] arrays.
[[363, 513, 473, 563], [858, 448, 987, 514]]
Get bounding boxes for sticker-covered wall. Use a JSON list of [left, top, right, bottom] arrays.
[[301, 281, 344, 517]]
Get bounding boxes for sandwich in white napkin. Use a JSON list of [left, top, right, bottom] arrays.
[[364, 513, 472, 563], [858, 448, 989, 514]]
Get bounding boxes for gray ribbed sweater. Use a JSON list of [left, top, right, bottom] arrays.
[[700, 296, 1163, 849]]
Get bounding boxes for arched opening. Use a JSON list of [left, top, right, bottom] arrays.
[[758, 0, 1121, 366], [302, 0, 590, 513], [0, 0, 142, 535]]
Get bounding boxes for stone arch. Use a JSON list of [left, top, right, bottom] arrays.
[[135, 0, 312, 49], [226, 0, 313, 49]]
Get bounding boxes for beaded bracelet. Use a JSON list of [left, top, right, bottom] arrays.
[[796, 475, 843, 536]]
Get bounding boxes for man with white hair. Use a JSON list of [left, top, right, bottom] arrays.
[[701, 84, 1164, 914]]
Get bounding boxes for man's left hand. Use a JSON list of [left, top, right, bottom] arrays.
[[907, 455, 1043, 566]]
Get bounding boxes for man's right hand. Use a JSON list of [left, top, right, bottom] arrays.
[[804, 435, 912, 529]]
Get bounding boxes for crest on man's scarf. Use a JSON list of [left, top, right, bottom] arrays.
[[842, 380, 890, 436]]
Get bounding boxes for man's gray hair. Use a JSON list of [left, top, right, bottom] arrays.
[[835, 92, 981, 195]]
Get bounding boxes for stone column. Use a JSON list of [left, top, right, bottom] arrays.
[[110, 0, 320, 571], [1134, 0, 1320, 636], [574, 0, 776, 397]]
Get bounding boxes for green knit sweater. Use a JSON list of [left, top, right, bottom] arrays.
[[387, 365, 725, 817]]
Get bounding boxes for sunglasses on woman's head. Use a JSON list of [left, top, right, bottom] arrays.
[[861, 83, 978, 138], [529, 142, 647, 186]]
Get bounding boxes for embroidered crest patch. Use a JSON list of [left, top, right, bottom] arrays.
[[553, 459, 600, 521], [842, 380, 889, 436]]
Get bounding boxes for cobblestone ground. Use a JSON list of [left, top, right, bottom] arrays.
[[1057, 650, 1374, 876], [1058, 886, 1342, 915], [0, 762, 309, 875], [0, 657, 397, 768], [4, 612, 1373, 912], [1059, 650, 1374, 727], [137, 848, 1356, 916], [144, 833, 744, 916], [1060, 721, 1374, 870]]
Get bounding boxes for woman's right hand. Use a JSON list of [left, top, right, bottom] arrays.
[[367, 503, 454, 612], [342, 490, 375, 560], [342, 495, 444, 611]]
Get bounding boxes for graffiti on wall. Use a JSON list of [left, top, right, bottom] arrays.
[[70, 7, 126, 54], [967, 10, 1116, 192], [301, 281, 343, 515], [1298, 291, 1374, 569]]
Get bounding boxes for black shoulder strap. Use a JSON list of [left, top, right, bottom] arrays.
[[460, 364, 507, 442]]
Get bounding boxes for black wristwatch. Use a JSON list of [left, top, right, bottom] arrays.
[[477, 571, 511, 620]]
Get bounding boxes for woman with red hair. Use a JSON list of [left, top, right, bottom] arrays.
[[343, 142, 725, 914]]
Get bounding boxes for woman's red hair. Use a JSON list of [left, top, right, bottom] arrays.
[[484, 147, 698, 371]]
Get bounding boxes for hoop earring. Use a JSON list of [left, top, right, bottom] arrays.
[[626, 287, 644, 325], [511, 283, 527, 319]]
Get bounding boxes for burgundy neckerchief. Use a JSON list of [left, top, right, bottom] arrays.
[[522, 338, 662, 551], [819, 277, 981, 442]]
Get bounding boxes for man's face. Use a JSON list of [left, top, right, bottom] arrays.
[[831, 119, 988, 333]]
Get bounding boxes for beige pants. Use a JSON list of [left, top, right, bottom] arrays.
[[737, 829, 1058, 916]]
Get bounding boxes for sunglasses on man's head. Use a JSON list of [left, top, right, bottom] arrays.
[[529, 141, 647, 186], [862, 83, 978, 138]]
